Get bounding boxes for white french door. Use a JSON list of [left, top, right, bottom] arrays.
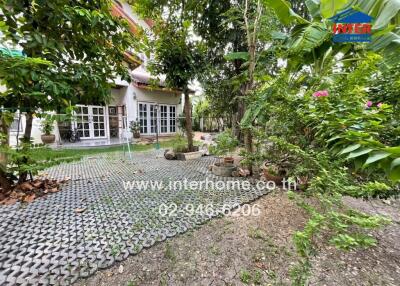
[[138, 102, 177, 135], [75, 105, 107, 139]]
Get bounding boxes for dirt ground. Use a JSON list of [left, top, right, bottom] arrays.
[[75, 191, 400, 286]]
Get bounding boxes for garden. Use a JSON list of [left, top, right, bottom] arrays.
[[1, 0, 400, 285]]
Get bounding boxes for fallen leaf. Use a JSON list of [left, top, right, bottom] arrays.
[[118, 265, 124, 274], [24, 194, 36, 203], [238, 168, 250, 177], [254, 262, 268, 270], [75, 208, 86, 214], [32, 180, 43, 189], [49, 188, 59, 193], [3, 198, 18, 205], [19, 182, 34, 192]]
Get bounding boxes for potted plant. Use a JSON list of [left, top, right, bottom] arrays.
[[129, 120, 141, 139], [261, 162, 288, 185], [209, 130, 239, 176], [40, 115, 56, 144], [165, 133, 202, 160]]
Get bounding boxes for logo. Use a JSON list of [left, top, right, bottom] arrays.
[[330, 8, 373, 43]]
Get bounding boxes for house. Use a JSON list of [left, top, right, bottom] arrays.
[[6, 0, 184, 147]]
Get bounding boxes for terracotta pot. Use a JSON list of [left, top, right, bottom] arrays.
[[133, 132, 140, 139], [262, 162, 284, 185], [41, 134, 56, 144], [263, 170, 284, 185], [223, 157, 234, 165]]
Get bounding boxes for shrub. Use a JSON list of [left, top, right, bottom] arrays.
[[209, 129, 239, 157], [40, 115, 55, 135], [171, 133, 188, 153]]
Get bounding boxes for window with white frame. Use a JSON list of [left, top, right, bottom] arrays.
[[160, 105, 168, 133], [138, 102, 177, 134], [169, 106, 176, 133], [138, 103, 148, 134]]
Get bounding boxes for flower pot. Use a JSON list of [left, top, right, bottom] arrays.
[[261, 162, 284, 185], [175, 150, 203, 161], [212, 162, 237, 177], [41, 134, 56, 144], [133, 132, 140, 139], [223, 157, 234, 165], [262, 170, 284, 185]]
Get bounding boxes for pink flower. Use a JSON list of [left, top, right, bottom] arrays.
[[365, 101, 373, 108], [313, 90, 329, 98], [377, 102, 383, 108]]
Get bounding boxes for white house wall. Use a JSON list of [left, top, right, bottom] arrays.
[[128, 85, 181, 123], [110, 84, 182, 137]]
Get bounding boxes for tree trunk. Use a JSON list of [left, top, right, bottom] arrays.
[[236, 99, 246, 142], [0, 117, 11, 191], [23, 112, 33, 143], [184, 89, 194, 152], [18, 112, 34, 183], [0, 169, 11, 192], [240, 0, 262, 174]]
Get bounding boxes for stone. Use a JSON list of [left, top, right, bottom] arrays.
[[164, 149, 176, 160], [231, 170, 240, 177], [238, 168, 250, 177]]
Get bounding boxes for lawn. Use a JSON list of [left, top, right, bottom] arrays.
[[30, 140, 176, 162]]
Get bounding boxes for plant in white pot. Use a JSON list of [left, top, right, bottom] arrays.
[[40, 115, 56, 144]]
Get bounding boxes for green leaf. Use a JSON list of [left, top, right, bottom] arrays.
[[33, 33, 42, 44], [339, 144, 361, 155], [346, 0, 400, 30], [288, 22, 331, 53], [347, 148, 373, 159], [263, 0, 308, 25], [320, 0, 348, 18], [389, 166, 400, 181], [271, 31, 288, 40], [241, 102, 265, 128], [305, 0, 322, 18], [354, 157, 365, 170], [363, 151, 391, 166], [371, 0, 400, 30], [182, 20, 191, 29], [326, 135, 342, 143], [384, 146, 400, 154], [224, 52, 249, 61], [369, 32, 400, 52], [390, 158, 400, 170]]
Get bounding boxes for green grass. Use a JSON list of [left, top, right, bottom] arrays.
[[30, 140, 175, 162]]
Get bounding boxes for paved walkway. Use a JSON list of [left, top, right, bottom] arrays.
[[0, 151, 267, 285]]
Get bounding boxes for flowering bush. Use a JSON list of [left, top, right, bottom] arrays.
[[312, 90, 329, 98]]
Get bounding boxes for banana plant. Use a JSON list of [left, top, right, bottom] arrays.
[[264, 0, 400, 67]]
